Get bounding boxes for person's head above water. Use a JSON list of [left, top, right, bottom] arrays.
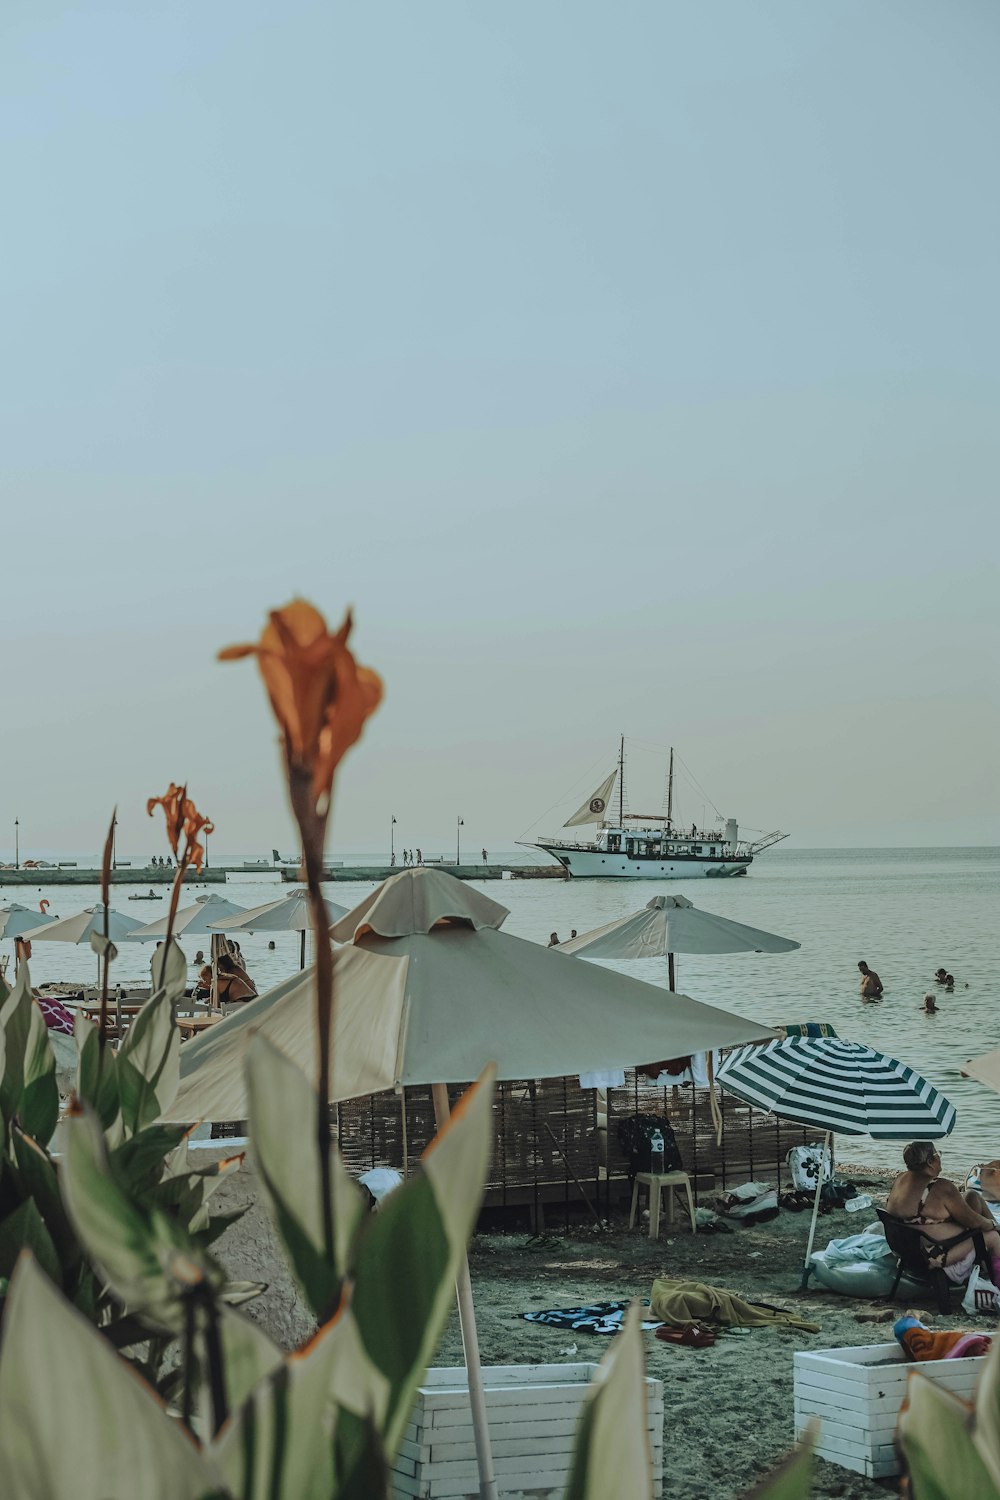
[[935, 968, 948, 980], [921, 994, 937, 1013], [858, 961, 871, 973]]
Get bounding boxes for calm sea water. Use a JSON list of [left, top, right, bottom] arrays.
[[7, 847, 998, 1172]]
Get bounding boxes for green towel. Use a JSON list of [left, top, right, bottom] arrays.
[[651, 1277, 820, 1333]]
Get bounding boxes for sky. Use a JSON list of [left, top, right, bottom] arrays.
[[1, 2, 997, 860]]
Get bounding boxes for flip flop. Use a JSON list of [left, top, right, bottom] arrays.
[[655, 1324, 717, 1348]]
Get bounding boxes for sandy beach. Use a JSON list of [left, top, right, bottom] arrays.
[[208, 1148, 963, 1499]]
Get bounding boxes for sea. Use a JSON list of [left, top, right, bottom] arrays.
[[5, 845, 998, 1174]]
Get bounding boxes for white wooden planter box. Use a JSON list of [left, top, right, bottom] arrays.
[[392, 1363, 664, 1500], [794, 1342, 985, 1480]]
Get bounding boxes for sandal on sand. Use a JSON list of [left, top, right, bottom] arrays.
[[780, 1193, 805, 1212], [655, 1324, 717, 1348]]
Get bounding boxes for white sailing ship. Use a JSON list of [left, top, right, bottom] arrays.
[[523, 741, 787, 879]]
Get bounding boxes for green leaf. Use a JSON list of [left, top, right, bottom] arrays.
[[0, 1255, 221, 1500], [740, 1424, 815, 1498], [245, 1036, 366, 1318], [116, 992, 181, 1134], [198, 1304, 283, 1436], [11, 1129, 81, 1274], [0, 1200, 61, 1286], [210, 1301, 389, 1500], [60, 1102, 224, 1333], [564, 1303, 653, 1500], [75, 1014, 121, 1135], [899, 1370, 1000, 1500], [351, 1066, 496, 1453], [150, 937, 188, 1000], [111, 1123, 190, 1194], [0, 963, 58, 1146], [973, 1333, 1000, 1491]]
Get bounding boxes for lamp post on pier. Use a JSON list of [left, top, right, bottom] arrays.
[[456, 817, 464, 867], [14, 819, 19, 870], [112, 814, 118, 870], [391, 815, 397, 867]]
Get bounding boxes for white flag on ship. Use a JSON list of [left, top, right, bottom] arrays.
[[564, 770, 617, 827]]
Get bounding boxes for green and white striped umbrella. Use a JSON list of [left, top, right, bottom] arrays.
[[717, 1036, 956, 1286], [716, 1036, 956, 1139]]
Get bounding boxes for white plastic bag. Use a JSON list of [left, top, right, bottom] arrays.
[[787, 1143, 833, 1192], [962, 1265, 1000, 1318]]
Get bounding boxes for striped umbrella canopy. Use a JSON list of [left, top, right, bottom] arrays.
[[716, 1037, 956, 1139], [716, 1037, 956, 1284]]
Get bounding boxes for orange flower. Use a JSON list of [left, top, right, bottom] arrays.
[[147, 783, 214, 872], [147, 783, 186, 858], [220, 600, 382, 807]]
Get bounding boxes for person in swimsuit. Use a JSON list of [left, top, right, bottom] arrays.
[[216, 952, 257, 1005], [887, 1140, 1000, 1283], [858, 960, 883, 999]]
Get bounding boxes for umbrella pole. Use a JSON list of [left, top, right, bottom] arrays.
[[667, 951, 676, 991], [800, 1131, 832, 1289], [300, 929, 306, 971], [431, 1083, 498, 1500]]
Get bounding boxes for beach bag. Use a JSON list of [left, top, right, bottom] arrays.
[[962, 1266, 1000, 1318], [787, 1143, 833, 1193], [616, 1114, 682, 1178], [969, 1162, 1000, 1202]]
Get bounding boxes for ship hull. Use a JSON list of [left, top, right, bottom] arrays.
[[533, 844, 751, 879]]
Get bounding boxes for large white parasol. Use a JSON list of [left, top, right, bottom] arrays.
[[123, 892, 247, 942], [558, 892, 799, 988], [207, 888, 349, 969]]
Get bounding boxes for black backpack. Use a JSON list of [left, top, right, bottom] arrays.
[[616, 1113, 682, 1178]]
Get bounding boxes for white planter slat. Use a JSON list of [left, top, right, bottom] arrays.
[[793, 1342, 984, 1479], [392, 1363, 663, 1500]]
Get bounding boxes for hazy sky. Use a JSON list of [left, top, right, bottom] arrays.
[[2, 2, 997, 860]]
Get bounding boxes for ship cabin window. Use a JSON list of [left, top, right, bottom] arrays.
[[709, 847, 716, 857], [625, 839, 635, 857], [693, 845, 703, 854], [608, 834, 621, 853]]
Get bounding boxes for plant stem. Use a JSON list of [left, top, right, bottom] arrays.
[[290, 767, 334, 1264], [96, 810, 116, 1084], [202, 1294, 228, 1437], [181, 1293, 197, 1434]]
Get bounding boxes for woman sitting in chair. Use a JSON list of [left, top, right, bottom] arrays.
[[887, 1140, 1000, 1284]]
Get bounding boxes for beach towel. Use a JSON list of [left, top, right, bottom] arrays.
[[894, 1315, 991, 1362], [522, 1300, 660, 1335], [650, 1277, 821, 1333], [33, 994, 75, 1036]]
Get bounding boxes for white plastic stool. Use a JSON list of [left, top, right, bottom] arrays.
[[628, 1170, 697, 1239]]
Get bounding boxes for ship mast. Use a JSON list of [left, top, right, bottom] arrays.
[[618, 734, 624, 827], [666, 747, 674, 831]]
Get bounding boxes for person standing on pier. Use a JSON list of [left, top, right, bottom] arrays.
[[482, 848, 488, 864]]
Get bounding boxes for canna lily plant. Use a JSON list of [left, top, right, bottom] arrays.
[[221, 601, 381, 1264]]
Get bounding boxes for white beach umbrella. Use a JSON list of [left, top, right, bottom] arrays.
[[207, 888, 349, 969], [20, 904, 144, 946], [961, 1050, 1000, 1096], [124, 893, 247, 942], [167, 867, 777, 1500], [19, 903, 146, 981], [716, 1037, 957, 1283], [0, 903, 58, 940], [558, 892, 799, 987]]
